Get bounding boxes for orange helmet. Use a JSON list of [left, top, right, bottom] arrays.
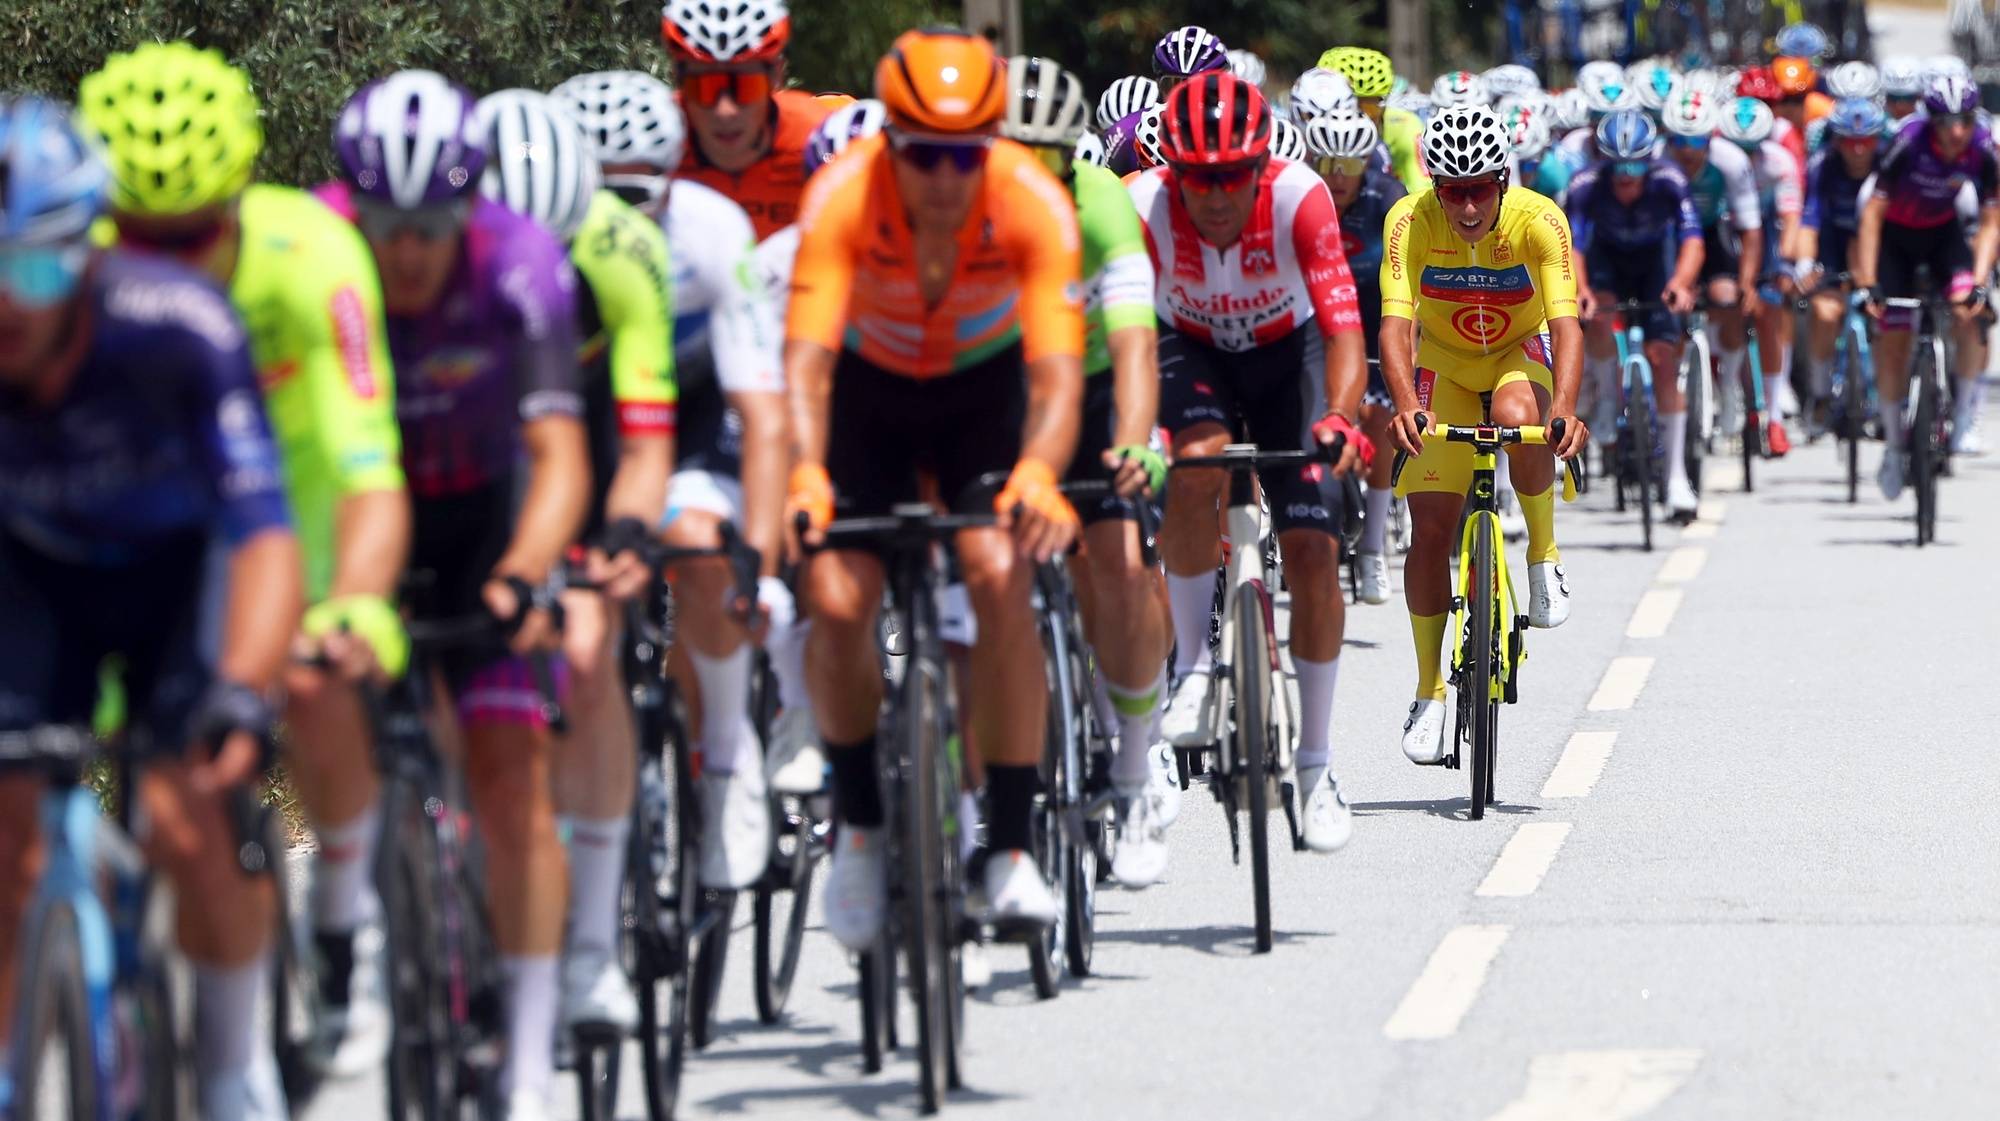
[[1771, 56, 1817, 97], [874, 27, 1005, 133]]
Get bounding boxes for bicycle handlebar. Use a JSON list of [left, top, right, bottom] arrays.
[[1388, 414, 1586, 499], [1168, 435, 1345, 472]]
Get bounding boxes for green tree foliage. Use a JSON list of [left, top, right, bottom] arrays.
[[1024, 0, 1378, 96]]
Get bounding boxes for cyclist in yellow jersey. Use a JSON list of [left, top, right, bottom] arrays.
[[79, 43, 412, 1084], [1380, 107, 1588, 767], [1320, 47, 1431, 191]]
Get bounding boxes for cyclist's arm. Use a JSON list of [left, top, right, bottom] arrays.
[[1378, 195, 1424, 417], [1292, 176, 1367, 421], [1667, 182, 1706, 292], [1088, 170, 1162, 448], [784, 167, 862, 472], [587, 198, 679, 533], [1853, 191, 1888, 290], [1526, 200, 1585, 426], [1013, 173, 1088, 476], [713, 233, 787, 573], [1971, 150, 2000, 282], [497, 259, 589, 589]]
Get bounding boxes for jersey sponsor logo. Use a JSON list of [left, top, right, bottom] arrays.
[[328, 286, 380, 400], [106, 277, 245, 352], [1523, 332, 1550, 368], [1491, 238, 1513, 263], [1418, 264, 1537, 307], [1451, 305, 1512, 346], [258, 358, 300, 392], [617, 401, 678, 434]]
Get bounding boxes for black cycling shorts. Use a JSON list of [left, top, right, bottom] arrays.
[[1698, 223, 1743, 284], [1157, 324, 1346, 538], [671, 348, 744, 482], [825, 344, 1026, 520], [1586, 242, 1681, 342], [1064, 374, 1135, 525], [0, 530, 215, 748]]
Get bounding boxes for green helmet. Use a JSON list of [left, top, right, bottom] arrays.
[[79, 43, 263, 216], [1320, 46, 1395, 100]]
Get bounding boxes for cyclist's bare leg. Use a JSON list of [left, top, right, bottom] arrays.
[[1279, 527, 1344, 771], [1951, 302, 1986, 434], [957, 526, 1047, 855], [662, 510, 755, 777], [1359, 401, 1397, 555], [0, 777, 42, 1049], [1808, 288, 1846, 398], [552, 591, 634, 979], [1161, 423, 1229, 681], [1079, 517, 1169, 784], [804, 550, 887, 823], [1496, 380, 1560, 563], [1583, 289, 1622, 426], [283, 667, 381, 933], [1874, 326, 1914, 447], [1755, 300, 1793, 415]]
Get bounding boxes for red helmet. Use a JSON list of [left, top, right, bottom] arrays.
[[1737, 66, 1783, 102], [1159, 71, 1271, 166]]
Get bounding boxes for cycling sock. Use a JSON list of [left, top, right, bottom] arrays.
[[1411, 613, 1448, 702], [767, 617, 812, 714], [1661, 412, 1690, 492], [194, 953, 266, 1075], [1717, 347, 1747, 404], [1091, 670, 1116, 732], [688, 645, 755, 775], [1518, 484, 1558, 564], [1880, 397, 1907, 449], [1361, 485, 1392, 555], [311, 798, 381, 933], [827, 735, 884, 827], [959, 790, 982, 862], [499, 954, 557, 1096], [1166, 571, 1216, 677], [1292, 655, 1339, 772], [983, 764, 1038, 853], [1108, 663, 1167, 789], [564, 814, 629, 959], [1955, 376, 1980, 434], [1586, 354, 1619, 414]]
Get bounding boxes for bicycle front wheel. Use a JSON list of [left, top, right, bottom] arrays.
[[11, 899, 99, 1121], [1840, 332, 1863, 504], [1912, 339, 1943, 546], [1626, 374, 1657, 551], [752, 795, 820, 1024], [1683, 329, 1710, 496], [1469, 520, 1500, 820], [901, 654, 962, 1112], [1231, 582, 1275, 954], [1062, 627, 1100, 978]]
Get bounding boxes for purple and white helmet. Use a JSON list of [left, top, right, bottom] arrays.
[[1924, 73, 1980, 117], [1153, 25, 1228, 79], [803, 98, 887, 177], [334, 70, 484, 207]]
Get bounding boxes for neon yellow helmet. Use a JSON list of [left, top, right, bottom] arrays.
[[79, 43, 263, 217], [1320, 47, 1395, 100]]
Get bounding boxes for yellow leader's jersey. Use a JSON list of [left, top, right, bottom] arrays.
[[1380, 186, 1578, 361]]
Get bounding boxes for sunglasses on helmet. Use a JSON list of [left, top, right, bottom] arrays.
[[1434, 178, 1500, 207], [887, 129, 993, 173], [1174, 161, 1261, 193], [353, 196, 471, 242], [0, 241, 90, 309], [604, 172, 671, 210], [678, 65, 775, 109]]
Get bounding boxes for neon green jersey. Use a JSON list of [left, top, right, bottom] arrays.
[[1070, 160, 1157, 376], [1382, 106, 1431, 193], [227, 183, 403, 601], [569, 190, 678, 434]]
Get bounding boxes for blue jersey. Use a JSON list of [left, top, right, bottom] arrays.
[[1338, 167, 1407, 341], [1801, 147, 1873, 236], [0, 252, 291, 565], [1564, 160, 1703, 257], [1524, 146, 1586, 203]]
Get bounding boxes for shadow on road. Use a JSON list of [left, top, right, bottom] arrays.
[[1349, 798, 1540, 821], [1093, 922, 1329, 957]]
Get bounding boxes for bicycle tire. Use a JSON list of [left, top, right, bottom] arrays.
[[635, 731, 696, 1121], [689, 890, 733, 1049], [574, 1040, 621, 1121], [380, 787, 451, 1121], [856, 934, 894, 1074], [267, 816, 327, 1111], [902, 651, 956, 1113], [10, 899, 98, 1121], [1683, 331, 1710, 496], [1062, 631, 1099, 979], [752, 797, 818, 1024], [1469, 519, 1499, 820], [1913, 338, 1942, 546], [1026, 596, 1074, 1000], [1232, 582, 1275, 954], [1840, 328, 1863, 504], [1627, 371, 1656, 551]]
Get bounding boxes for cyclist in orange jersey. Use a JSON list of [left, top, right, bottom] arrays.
[[784, 29, 1087, 950], [662, 0, 842, 239]]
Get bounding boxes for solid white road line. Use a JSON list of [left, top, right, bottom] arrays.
[[1656, 546, 1707, 584], [1483, 1050, 1704, 1121], [1384, 925, 1511, 1040], [1476, 823, 1573, 897], [1587, 656, 1654, 711], [1542, 731, 1618, 798], [1625, 588, 1683, 639]]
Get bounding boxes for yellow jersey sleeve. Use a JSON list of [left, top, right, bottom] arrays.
[[1521, 191, 1580, 321], [1380, 192, 1424, 321], [571, 191, 678, 435]]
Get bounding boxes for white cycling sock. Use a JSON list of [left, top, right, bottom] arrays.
[[1880, 396, 1907, 448], [1292, 655, 1339, 772], [767, 618, 812, 714], [1717, 346, 1747, 399], [1955, 376, 1981, 433], [311, 798, 381, 933], [1107, 663, 1167, 789], [500, 955, 558, 1097], [689, 646, 756, 775], [1166, 572, 1216, 678], [564, 815, 629, 959], [1361, 485, 1392, 555], [1662, 412, 1690, 492], [195, 954, 266, 1076]]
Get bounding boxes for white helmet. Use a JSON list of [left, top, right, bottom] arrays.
[[1659, 88, 1716, 137], [476, 89, 600, 242], [1289, 68, 1358, 122], [1304, 110, 1379, 160], [1132, 105, 1165, 169], [1550, 87, 1590, 132], [1226, 48, 1267, 88], [1881, 56, 1925, 98], [1432, 70, 1490, 108], [1583, 81, 1641, 115], [1003, 56, 1089, 147], [803, 98, 888, 175], [1680, 68, 1722, 97], [1826, 60, 1881, 100], [1270, 117, 1309, 162], [1502, 104, 1552, 161], [1422, 104, 1510, 178], [1387, 89, 1433, 119], [1718, 95, 1775, 147], [1924, 54, 1971, 85], [1482, 64, 1541, 101], [1577, 60, 1627, 98], [1627, 58, 1680, 111], [1097, 75, 1160, 132], [550, 70, 686, 171], [660, 0, 790, 62], [1074, 130, 1108, 167]]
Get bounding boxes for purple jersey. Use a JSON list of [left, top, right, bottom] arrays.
[[1104, 111, 1144, 177], [1872, 118, 2000, 230], [318, 184, 582, 497], [0, 252, 290, 564], [1564, 159, 1704, 255]]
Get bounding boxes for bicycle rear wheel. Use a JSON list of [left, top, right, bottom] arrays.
[[1468, 521, 1500, 820], [856, 933, 895, 1074], [634, 735, 696, 1121], [752, 796, 820, 1024], [1839, 332, 1863, 504], [1231, 583, 1275, 954], [688, 890, 733, 1049], [380, 786, 452, 1121], [1683, 329, 1711, 496], [11, 899, 99, 1121], [1626, 374, 1657, 551], [1061, 629, 1099, 979], [1026, 603, 1072, 1000]]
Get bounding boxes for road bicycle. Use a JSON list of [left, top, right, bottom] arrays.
[[1607, 299, 1666, 547], [1162, 437, 1345, 954], [1815, 277, 1875, 505], [749, 644, 830, 1028], [1680, 302, 1717, 501], [1882, 274, 1956, 547], [1392, 413, 1584, 819]]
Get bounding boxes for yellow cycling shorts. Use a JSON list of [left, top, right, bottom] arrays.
[[1396, 333, 1556, 499]]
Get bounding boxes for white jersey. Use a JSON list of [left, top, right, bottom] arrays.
[[659, 180, 782, 395], [1750, 139, 1804, 220], [1705, 139, 1764, 231]]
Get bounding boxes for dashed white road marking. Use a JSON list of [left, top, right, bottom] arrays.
[[1476, 823, 1573, 897], [1542, 731, 1618, 798], [1384, 925, 1511, 1040], [1482, 1050, 1705, 1121], [1695, 498, 1727, 523], [1587, 657, 1653, 711], [1656, 546, 1707, 584], [1625, 588, 1683, 638], [1679, 520, 1718, 540]]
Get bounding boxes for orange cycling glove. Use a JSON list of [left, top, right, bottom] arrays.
[[995, 458, 1078, 527], [787, 462, 835, 535]]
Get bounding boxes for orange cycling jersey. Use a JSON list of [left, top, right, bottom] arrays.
[[786, 133, 1086, 378], [676, 89, 842, 241]]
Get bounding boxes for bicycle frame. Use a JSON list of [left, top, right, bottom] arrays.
[[1449, 442, 1528, 710], [1211, 454, 1296, 786]]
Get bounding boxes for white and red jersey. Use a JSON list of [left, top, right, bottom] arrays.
[[1751, 138, 1805, 221], [1127, 158, 1363, 353]]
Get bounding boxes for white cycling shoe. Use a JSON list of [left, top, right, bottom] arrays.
[[1149, 741, 1183, 826], [1160, 673, 1217, 747], [1953, 420, 1985, 456], [698, 767, 772, 890], [503, 1089, 551, 1121], [1296, 766, 1353, 853], [560, 947, 639, 1036], [1878, 449, 1906, 501], [1110, 784, 1170, 888], [1355, 551, 1391, 605], [982, 848, 1058, 930], [1527, 561, 1570, 629], [198, 1046, 287, 1121], [824, 825, 887, 951], [765, 706, 827, 795], [1665, 475, 1699, 522], [317, 921, 391, 1078], [1402, 699, 1448, 765]]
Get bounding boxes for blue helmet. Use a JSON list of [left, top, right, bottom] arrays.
[[1827, 97, 1887, 140], [0, 96, 108, 244], [1774, 22, 1829, 62], [1594, 108, 1658, 161]]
